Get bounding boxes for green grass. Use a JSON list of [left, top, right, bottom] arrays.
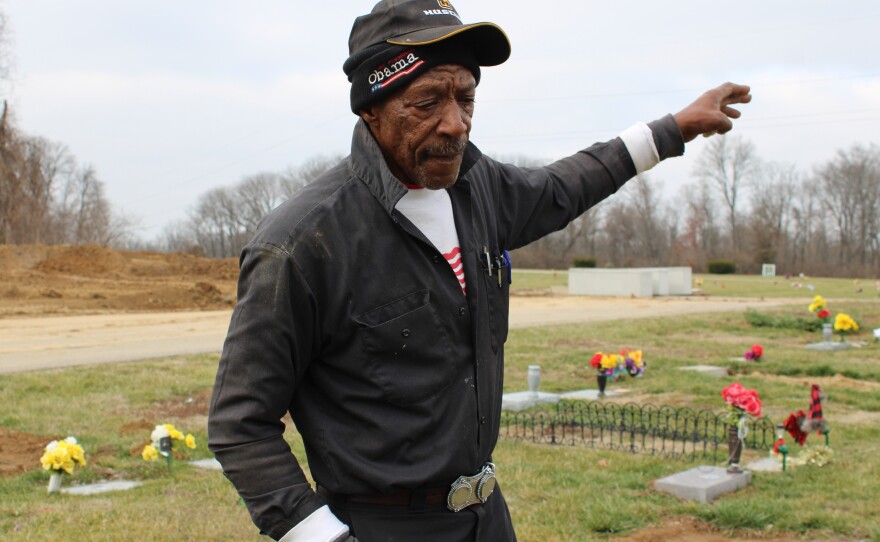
[[511, 269, 568, 292], [694, 273, 880, 299], [2, 298, 880, 541], [515, 268, 880, 301]]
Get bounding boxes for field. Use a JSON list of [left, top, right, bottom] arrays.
[[1, 245, 879, 541]]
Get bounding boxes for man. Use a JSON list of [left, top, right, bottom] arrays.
[[208, 1, 751, 541]]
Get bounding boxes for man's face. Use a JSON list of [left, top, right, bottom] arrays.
[[361, 64, 476, 190]]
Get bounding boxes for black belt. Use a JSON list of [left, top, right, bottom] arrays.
[[320, 463, 497, 513], [322, 486, 449, 509]]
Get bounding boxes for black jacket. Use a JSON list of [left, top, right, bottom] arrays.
[[208, 117, 684, 539]]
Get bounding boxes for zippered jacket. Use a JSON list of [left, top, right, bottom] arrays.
[[208, 116, 684, 539]]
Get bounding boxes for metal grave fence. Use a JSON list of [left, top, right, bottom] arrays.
[[499, 401, 776, 462]]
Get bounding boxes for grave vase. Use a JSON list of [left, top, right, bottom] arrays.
[[597, 373, 607, 396], [47, 473, 62, 494], [822, 323, 833, 342], [527, 365, 541, 395], [726, 424, 743, 473]]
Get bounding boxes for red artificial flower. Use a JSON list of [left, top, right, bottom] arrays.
[[589, 353, 602, 369], [721, 382, 763, 418], [817, 309, 830, 319], [750, 344, 763, 359], [772, 438, 786, 454]]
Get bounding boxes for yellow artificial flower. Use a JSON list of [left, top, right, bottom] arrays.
[[185, 434, 196, 450], [40, 450, 54, 471], [39, 439, 86, 474], [834, 313, 859, 332], [631, 350, 643, 366], [600, 354, 617, 370], [163, 424, 185, 441], [69, 444, 86, 466], [808, 295, 826, 313], [142, 444, 159, 461]]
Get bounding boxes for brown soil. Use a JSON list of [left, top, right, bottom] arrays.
[[0, 426, 53, 477], [0, 244, 238, 317]]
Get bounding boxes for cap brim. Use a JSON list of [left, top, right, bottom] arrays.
[[387, 22, 511, 66]]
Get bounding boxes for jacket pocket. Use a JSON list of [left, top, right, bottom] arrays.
[[354, 289, 457, 406]]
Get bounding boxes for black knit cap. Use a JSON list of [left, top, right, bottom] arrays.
[[343, 0, 511, 114]]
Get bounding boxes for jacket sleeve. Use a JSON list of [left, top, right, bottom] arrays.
[[489, 114, 684, 250], [208, 242, 325, 540]]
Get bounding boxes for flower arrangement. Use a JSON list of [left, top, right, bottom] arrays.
[[807, 294, 826, 314], [621, 348, 646, 377], [833, 313, 859, 342], [721, 382, 762, 424], [589, 352, 619, 377], [721, 382, 762, 473], [40, 436, 87, 475], [743, 344, 763, 361], [589, 350, 647, 379], [40, 436, 87, 493], [142, 424, 196, 470]]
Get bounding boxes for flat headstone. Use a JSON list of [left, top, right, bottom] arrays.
[[560, 388, 624, 401], [805, 341, 853, 351], [679, 365, 729, 378], [654, 466, 751, 503], [747, 457, 782, 473], [501, 391, 560, 411], [190, 458, 223, 471], [61, 480, 142, 495]]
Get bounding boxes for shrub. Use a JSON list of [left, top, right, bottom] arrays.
[[707, 260, 736, 274], [572, 258, 597, 268], [745, 310, 821, 332]]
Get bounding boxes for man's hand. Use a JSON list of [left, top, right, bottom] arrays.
[[673, 82, 751, 143]]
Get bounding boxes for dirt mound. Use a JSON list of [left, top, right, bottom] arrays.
[[0, 427, 53, 477], [0, 244, 239, 317], [34, 244, 129, 275]]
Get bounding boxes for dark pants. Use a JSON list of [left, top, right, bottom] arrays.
[[326, 486, 517, 542]]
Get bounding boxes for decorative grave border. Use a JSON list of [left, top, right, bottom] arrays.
[[499, 401, 776, 462]]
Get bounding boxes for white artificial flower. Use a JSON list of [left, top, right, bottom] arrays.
[[45, 440, 58, 452], [151, 425, 170, 442], [64, 436, 78, 445], [874, 328, 880, 340]]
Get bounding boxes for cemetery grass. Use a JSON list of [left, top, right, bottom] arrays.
[[516, 268, 880, 300], [1, 304, 878, 540]]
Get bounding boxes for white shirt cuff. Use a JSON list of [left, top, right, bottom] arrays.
[[277, 505, 349, 542], [619, 122, 660, 174]]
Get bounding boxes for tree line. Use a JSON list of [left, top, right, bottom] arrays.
[[0, 10, 129, 246], [513, 137, 880, 278]]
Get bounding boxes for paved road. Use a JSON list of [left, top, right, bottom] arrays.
[[0, 296, 798, 374]]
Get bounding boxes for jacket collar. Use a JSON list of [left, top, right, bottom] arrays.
[[348, 119, 482, 214]]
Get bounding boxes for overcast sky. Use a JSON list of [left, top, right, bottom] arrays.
[[3, 1, 879, 241]]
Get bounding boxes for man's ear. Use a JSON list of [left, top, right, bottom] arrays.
[[359, 105, 380, 131]]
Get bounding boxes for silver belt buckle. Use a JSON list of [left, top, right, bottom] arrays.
[[446, 462, 497, 512]]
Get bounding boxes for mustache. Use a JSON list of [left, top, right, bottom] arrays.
[[420, 139, 467, 159]]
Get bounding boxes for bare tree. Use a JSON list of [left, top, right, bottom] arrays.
[[813, 144, 880, 274], [236, 172, 284, 232], [279, 155, 343, 198], [747, 162, 798, 271], [676, 180, 722, 270], [693, 135, 759, 256]]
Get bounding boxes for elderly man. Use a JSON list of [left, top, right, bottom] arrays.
[[208, 1, 751, 541]]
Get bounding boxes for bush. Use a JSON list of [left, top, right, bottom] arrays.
[[707, 260, 736, 274], [745, 310, 821, 331], [572, 258, 597, 268]]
